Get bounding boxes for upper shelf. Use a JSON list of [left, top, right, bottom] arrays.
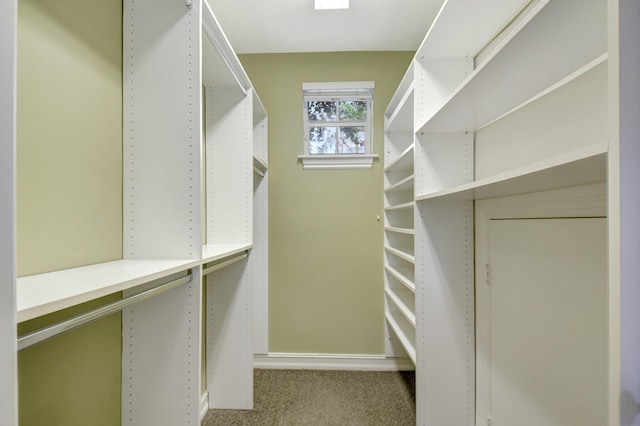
[[201, 0, 251, 93], [416, 142, 607, 202], [385, 62, 414, 134], [416, 0, 538, 59], [17, 259, 199, 322], [386, 62, 414, 118], [417, 0, 606, 134]]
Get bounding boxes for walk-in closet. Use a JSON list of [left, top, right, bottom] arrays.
[[1, 0, 639, 425]]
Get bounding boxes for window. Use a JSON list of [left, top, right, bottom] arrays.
[[299, 81, 377, 169]]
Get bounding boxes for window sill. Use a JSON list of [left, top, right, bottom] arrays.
[[298, 154, 378, 170]]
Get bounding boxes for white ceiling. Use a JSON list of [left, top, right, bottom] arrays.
[[209, 0, 445, 54]]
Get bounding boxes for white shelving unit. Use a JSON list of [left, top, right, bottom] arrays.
[[384, 0, 635, 425], [252, 91, 269, 356], [199, 1, 257, 410], [6, 0, 268, 423], [0, 0, 17, 421], [383, 63, 417, 365]]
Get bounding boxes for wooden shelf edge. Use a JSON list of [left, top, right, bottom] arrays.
[[416, 143, 608, 202]]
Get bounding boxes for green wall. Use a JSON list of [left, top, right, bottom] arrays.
[[17, 0, 122, 424], [239, 52, 413, 355]]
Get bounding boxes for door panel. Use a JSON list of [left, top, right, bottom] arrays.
[[489, 218, 607, 426]]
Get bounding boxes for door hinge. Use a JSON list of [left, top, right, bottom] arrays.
[[485, 263, 491, 286]]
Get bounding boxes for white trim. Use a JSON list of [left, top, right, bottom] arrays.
[[200, 391, 209, 421], [298, 154, 378, 170], [303, 81, 375, 92], [253, 353, 415, 371]]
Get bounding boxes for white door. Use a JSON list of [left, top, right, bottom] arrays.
[[487, 218, 607, 426]]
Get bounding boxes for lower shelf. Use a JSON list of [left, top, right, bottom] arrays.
[[385, 311, 416, 365], [17, 258, 199, 322]]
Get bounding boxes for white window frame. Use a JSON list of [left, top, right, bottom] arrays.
[[299, 81, 378, 170]]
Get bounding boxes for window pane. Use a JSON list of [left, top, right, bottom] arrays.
[[338, 126, 366, 154], [309, 126, 337, 154], [307, 101, 337, 122], [338, 101, 367, 121]]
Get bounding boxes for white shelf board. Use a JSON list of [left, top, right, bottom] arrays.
[[202, 243, 253, 264], [417, 0, 605, 133], [385, 245, 416, 264], [384, 265, 416, 292], [385, 287, 416, 327], [385, 175, 414, 194], [416, 0, 545, 59], [385, 201, 414, 212], [385, 312, 416, 365], [385, 62, 414, 118], [384, 226, 415, 236], [253, 156, 268, 176], [385, 85, 414, 134], [17, 259, 200, 322], [384, 144, 414, 173], [202, 0, 251, 92], [479, 53, 608, 131], [416, 143, 607, 202]]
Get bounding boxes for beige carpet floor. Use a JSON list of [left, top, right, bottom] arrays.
[[202, 369, 416, 425]]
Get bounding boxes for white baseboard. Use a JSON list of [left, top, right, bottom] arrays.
[[200, 391, 209, 421], [253, 353, 415, 371]]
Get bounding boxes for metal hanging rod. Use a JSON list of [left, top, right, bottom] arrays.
[[18, 273, 193, 351], [202, 251, 248, 276], [253, 167, 265, 177]]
